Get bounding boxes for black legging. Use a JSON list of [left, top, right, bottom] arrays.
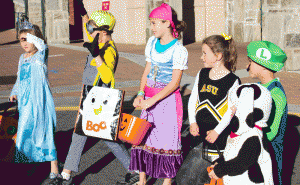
[[176, 134, 213, 185]]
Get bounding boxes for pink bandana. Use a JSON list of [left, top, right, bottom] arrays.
[[149, 3, 179, 38]]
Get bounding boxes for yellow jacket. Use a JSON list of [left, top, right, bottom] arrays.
[[84, 23, 118, 88]]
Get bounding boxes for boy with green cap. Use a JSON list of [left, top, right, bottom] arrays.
[[246, 41, 288, 185]]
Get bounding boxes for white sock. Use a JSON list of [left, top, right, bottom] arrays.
[[61, 172, 71, 181]]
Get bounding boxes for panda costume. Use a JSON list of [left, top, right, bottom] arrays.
[[212, 83, 274, 185]]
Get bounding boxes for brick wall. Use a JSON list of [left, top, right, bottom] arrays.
[[225, 0, 300, 71], [262, 0, 300, 71]]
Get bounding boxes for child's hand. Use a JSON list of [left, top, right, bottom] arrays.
[[133, 96, 144, 108], [209, 169, 219, 180], [9, 95, 17, 102], [190, 122, 200, 136], [83, 33, 100, 57], [139, 98, 157, 110], [26, 33, 45, 51], [230, 105, 237, 118], [210, 162, 218, 168], [206, 130, 219, 143]]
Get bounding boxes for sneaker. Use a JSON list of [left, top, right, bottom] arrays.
[[116, 172, 140, 185], [47, 173, 62, 185], [48, 178, 59, 185], [59, 177, 73, 185]]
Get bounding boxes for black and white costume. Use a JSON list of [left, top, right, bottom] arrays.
[[213, 83, 274, 185]]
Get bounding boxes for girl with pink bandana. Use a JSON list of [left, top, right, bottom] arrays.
[[130, 3, 188, 185]]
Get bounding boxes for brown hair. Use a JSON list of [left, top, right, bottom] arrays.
[[170, 7, 186, 40], [18, 24, 47, 44], [202, 35, 237, 72], [248, 56, 277, 73], [88, 20, 112, 35]]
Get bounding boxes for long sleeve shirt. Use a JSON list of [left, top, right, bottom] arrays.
[[261, 78, 287, 141]]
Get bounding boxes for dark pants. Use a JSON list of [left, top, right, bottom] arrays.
[[271, 111, 287, 185], [271, 134, 284, 185], [176, 135, 216, 185]]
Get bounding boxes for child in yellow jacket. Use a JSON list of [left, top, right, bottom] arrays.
[[59, 10, 139, 185]]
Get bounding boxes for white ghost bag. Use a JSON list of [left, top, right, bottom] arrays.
[[81, 86, 124, 141]]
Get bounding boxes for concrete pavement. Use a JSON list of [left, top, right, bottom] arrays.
[[2, 29, 300, 114], [1, 29, 300, 184]]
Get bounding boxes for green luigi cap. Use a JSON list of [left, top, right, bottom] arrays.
[[247, 41, 287, 72]]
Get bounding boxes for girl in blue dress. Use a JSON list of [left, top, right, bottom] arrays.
[[9, 22, 60, 184]]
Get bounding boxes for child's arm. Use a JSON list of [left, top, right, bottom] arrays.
[[134, 36, 155, 108], [213, 136, 261, 178], [188, 71, 200, 136], [94, 46, 116, 84], [10, 56, 23, 100], [26, 33, 47, 52], [206, 80, 240, 143], [139, 45, 188, 109], [27, 33, 48, 65], [139, 69, 183, 109], [133, 61, 151, 108], [266, 88, 287, 141]]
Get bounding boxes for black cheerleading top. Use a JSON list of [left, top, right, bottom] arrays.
[[188, 68, 241, 152]]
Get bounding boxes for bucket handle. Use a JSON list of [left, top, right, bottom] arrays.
[[202, 141, 223, 164], [140, 110, 153, 123]]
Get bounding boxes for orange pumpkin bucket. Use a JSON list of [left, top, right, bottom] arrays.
[[0, 102, 18, 162], [118, 113, 152, 145]]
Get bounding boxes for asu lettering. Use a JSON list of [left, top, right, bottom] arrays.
[[200, 84, 218, 95], [86, 120, 107, 132]]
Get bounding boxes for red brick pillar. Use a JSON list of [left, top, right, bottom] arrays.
[[69, 0, 75, 26]]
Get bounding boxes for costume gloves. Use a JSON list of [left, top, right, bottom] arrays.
[[83, 33, 100, 57], [26, 33, 46, 51], [83, 33, 111, 58]]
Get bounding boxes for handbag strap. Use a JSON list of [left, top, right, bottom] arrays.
[[202, 141, 224, 164], [214, 143, 223, 158]]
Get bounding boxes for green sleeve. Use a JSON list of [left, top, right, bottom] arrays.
[[266, 88, 287, 141]]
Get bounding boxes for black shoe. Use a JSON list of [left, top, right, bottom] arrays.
[[48, 175, 62, 185], [48, 178, 59, 185], [116, 172, 139, 185], [60, 177, 73, 185]]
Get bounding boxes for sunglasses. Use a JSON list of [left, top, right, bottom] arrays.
[[86, 23, 104, 34], [86, 23, 112, 35]]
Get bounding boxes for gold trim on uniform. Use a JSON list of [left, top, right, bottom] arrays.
[[216, 98, 228, 117], [195, 96, 229, 121], [196, 100, 222, 121]]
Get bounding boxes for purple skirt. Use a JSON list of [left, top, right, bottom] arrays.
[[129, 79, 183, 178]]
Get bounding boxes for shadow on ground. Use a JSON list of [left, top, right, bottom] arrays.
[[0, 75, 17, 85], [282, 114, 300, 185], [0, 40, 19, 46], [0, 88, 299, 185]]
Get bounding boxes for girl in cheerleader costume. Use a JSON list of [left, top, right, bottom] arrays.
[[176, 34, 241, 185], [9, 21, 60, 184], [130, 3, 188, 185]]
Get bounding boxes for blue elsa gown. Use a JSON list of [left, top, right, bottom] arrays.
[[10, 37, 57, 163]]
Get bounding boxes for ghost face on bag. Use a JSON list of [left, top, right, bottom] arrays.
[[82, 87, 120, 139]]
